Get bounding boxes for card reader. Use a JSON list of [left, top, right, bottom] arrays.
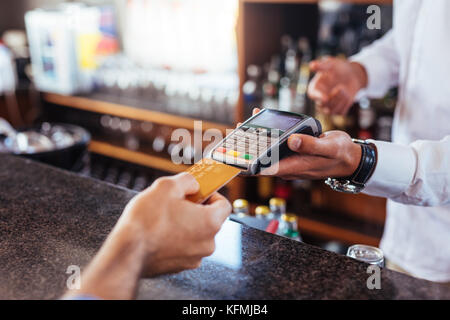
[[186, 109, 322, 203], [210, 108, 322, 175]]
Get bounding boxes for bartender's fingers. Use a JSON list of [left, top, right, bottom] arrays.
[[307, 73, 332, 104], [287, 132, 336, 158], [260, 155, 310, 177], [325, 86, 349, 115], [236, 108, 261, 128], [252, 107, 261, 115], [309, 57, 333, 72]]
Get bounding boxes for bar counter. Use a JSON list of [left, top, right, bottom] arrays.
[[0, 154, 449, 299]]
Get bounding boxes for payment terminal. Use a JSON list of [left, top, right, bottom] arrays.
[[210, 108, 322, 175], [186, 109, 322, 203]]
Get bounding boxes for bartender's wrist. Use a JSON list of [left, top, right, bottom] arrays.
[[346, 140, 364, 177], [349, 61, 368, 91], [326, 139, 378, 194]]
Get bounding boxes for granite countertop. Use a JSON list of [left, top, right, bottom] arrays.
[[1, 154, 449, 300]]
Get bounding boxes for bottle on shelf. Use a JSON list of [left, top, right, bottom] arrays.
[[233, 199, 249, 217], [273, 180, 292, 203], [255, 205, 274, 220], [152, 125, 172, 154], [257, 176, 273, 204], [278, 76, 293, 112], [269, 197, 286, 221], [277, 213, 302, 242], [292, 37, 312, 115], [376, 115, 393, 142], [261, 57, 280, 110], [279, 35, 294, 78], [357, 97, 376, 140], [242, 64, 262, 117]]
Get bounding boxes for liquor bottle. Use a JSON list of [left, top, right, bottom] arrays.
[[292, 37, 312, 115], [269, 197, 286, 221], [233, 199, 249, 217], [291, 179, 312, 211], [152, 125, 171, 153], [279, 35, 293, 77], [284, 47, 297, 82], [376, 116, 393, 142], [273, 180, 292, 203], [277, 213, 302, 242], [257, 176, 273, 203], [242, 64, 262, 118], [261, 57, 280, 109], [278, 76, 293, 112], [255, 205, 274, 220], [357, 97, 376, 140]]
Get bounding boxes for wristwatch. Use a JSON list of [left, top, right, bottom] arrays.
[[325, 139, 377, 194]]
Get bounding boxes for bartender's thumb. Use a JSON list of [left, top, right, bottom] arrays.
[[287, 134, 329, 156]]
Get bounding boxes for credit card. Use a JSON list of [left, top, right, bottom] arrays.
[[185, 158, 241, 203]]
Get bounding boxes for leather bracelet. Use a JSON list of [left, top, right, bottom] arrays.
[[324, 139, 377, 194], [348, 140, 377, 185]]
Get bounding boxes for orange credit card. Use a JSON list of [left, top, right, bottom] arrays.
[[185, 158, 241, 203]]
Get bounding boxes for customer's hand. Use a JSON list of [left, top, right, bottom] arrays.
[[307, 56, 367, 115], [64, 173, 231, 299], [118, 172, 231, 277]]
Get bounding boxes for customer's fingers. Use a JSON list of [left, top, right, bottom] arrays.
[[170, 172, 200, 197], [201, 192, 231, 229]]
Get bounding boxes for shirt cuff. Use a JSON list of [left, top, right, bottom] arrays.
[[363, 140, 417, 198], [349, 52, 386, 99]]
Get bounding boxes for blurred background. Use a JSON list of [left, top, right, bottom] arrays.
[[0, 0, 394, 254]]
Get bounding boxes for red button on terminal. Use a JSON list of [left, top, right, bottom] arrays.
[[216, 147, 226, 153]]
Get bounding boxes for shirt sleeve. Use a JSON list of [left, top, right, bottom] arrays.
[[363, 136, 450, 207], [350, 30, 400, 99]]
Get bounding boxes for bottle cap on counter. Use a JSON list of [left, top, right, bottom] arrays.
[[255, 205, 270, 216], [281, 213, 297, 223], [269, 197, 286, 207], [233, 199, 249, 209], [346, 244, 384, 267]]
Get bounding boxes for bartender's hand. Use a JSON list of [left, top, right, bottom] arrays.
[[307, 56, 368, 115], [64, 173, 231, 300], [250, 108, 362, 180]]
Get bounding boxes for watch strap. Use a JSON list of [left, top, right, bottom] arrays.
[[348, 140, 377, 185], [324, 139, 377, 194]]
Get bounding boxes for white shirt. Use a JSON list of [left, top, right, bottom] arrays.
[[350, 0, 450, 282]]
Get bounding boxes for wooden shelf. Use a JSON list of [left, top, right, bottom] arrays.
[[297, 216, 380, 246], [88, 140, 190, 174], [43, 93, 231, 132]]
